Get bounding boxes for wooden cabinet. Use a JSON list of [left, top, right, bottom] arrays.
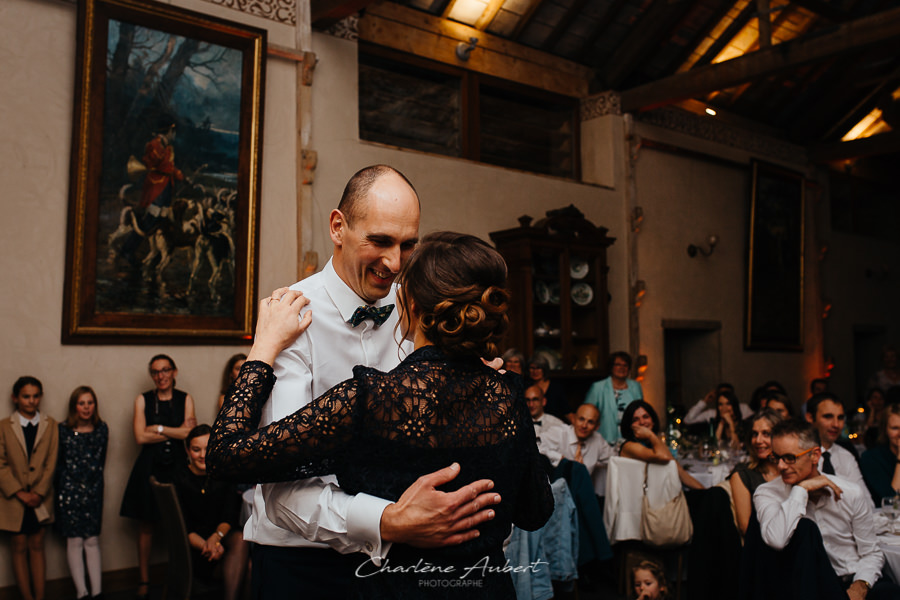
[[490, 206, 616, 405]]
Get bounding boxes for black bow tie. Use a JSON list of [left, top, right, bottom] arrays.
[[348, 304, 394, 327], [533, 420, 542, 426]]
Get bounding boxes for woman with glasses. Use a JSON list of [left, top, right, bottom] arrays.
[[727, 409, 783, 536], [119, 354, 196, 600], [586, 351, 644, 443]]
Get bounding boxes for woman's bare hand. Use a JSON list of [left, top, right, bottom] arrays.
[[247, 288, 312, 365]]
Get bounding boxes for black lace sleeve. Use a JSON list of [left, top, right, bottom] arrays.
[[207, 360, 361, 483], [508, 374, 554, 531]]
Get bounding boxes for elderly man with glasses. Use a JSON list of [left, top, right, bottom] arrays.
[[751, 419, 897, 600]]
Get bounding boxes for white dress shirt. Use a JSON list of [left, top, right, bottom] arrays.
[[819, 443, 873, 508], [683, 399, 753, 425], [753, 474, 884, 586], [244, 259, 414, 559], [533, 412, 565, 464], [545, 425, 613, 495]]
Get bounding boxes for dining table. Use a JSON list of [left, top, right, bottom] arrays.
[[678, 450, 745, 489]]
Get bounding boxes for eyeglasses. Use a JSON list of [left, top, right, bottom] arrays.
[[150, 367, 174, 377], [767, 446, 815, 465]]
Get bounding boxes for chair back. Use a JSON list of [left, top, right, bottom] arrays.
[[603, 456, 682, 544], [149, 476, 193, 600]]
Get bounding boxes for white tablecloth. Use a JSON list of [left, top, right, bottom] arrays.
[[679, 457, 730, 489], [874, 509, 900, 584]]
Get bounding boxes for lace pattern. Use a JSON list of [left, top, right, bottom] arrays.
[[208, 346, 553, 572]]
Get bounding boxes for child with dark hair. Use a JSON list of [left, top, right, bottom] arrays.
[[0, 376, 58, 600]]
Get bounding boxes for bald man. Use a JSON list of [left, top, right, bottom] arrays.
[[545, 404, 613, 495]]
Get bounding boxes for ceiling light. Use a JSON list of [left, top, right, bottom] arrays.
[[705, 108, 717, 116]]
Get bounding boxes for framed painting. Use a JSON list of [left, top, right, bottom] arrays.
[[63, 0, 266, 344], [745, 160, 805, 351]]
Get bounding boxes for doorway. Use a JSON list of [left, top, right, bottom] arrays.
[[663, 320, 722, 416]]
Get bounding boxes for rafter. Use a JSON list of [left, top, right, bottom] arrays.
[[603, 0, 697, 89], [809, 130, 900, 161], [621, 6, 900, 112]]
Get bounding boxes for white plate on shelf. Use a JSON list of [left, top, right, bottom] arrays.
[[572, 282, 594, 306], [549, 283, 560, 305], [534, 281, 550, 304], [570, 258, 589, 280]]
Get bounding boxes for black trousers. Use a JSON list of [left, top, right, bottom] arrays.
[[251, 544, 364, 599]]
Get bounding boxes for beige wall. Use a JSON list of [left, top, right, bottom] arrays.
[[629, 123, 825, 415], [0, 0, 296, 584]]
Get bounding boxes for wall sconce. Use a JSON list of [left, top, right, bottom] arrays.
[[633, 280, 646, 307], [687, 234, 718, 258], [630, 206, 644, 233], [456, 37, 479, 61]]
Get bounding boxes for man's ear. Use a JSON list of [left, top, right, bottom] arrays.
[[329, 209, 345, 246], [805, 412, 814, 424]]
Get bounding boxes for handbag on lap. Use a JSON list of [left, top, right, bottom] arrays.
[[640, 463, 693, 547]]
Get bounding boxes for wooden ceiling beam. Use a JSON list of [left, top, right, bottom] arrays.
[[474, 0, 505, 30], [661, 0, 735, 75], [790, 0, 852, 23], [604, 0, 696, 89], [621, 6, 900, 112], [311, 0, 380, 27], [510, 0, 545, 40], [689, 1, 756, 70], [809, 130, 900, 161], [577, 0, 631, 63], [542, 0, 593, 51]]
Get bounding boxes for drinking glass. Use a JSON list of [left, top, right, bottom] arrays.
[[883, 496, 897, 534]]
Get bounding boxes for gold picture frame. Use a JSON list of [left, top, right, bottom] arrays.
[[63, 0, 266, 344]]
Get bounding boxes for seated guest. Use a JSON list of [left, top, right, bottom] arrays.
[[684, 382, 752, 425], [754, 419, 898, 599], [715, 391, 744, 452], [800, 378, 829, 417], [760, 392, 792, 420], [729, 409, 783, 536], [173, 425, 248, 600], [528, 356, 569, 422], [545, 403, 612, 491], [805, 392, 869, 503], [751, 380, 788, 412], [585, 351, 643, 443], [619, 400, 704, 490], [861, 403, 900, 505], [525, 384, 566, 462], [501, 348, 525, 376], [543, 404, 613, 578]]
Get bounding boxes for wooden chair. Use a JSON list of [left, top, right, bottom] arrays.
[[149, 476, 221, 600]]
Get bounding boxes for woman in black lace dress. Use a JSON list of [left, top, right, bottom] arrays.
[[208, 232, 553, 598]]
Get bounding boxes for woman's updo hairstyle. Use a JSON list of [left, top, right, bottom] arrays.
[[396, 231, 510, 359]]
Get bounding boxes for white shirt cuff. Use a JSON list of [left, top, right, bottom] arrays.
[[346, 492, 393, 563]]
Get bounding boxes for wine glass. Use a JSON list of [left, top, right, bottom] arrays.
[[883, 496, 897, 534]]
